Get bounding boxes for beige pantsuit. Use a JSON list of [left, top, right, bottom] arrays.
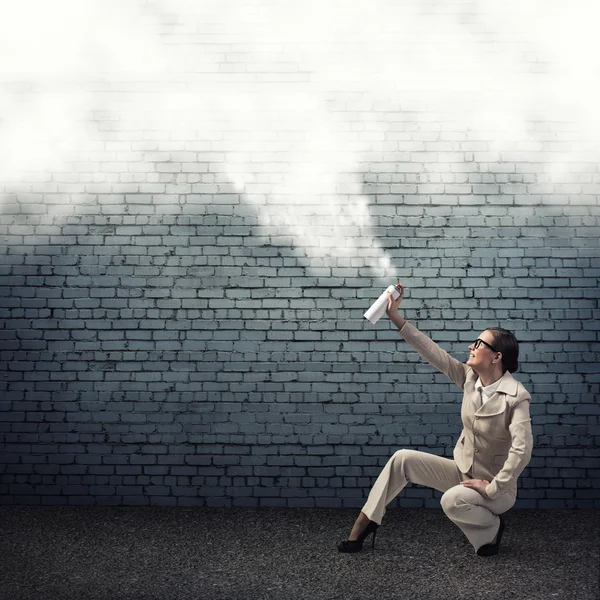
[[361, 322, 533, 553], [362, 449, 516, 551]]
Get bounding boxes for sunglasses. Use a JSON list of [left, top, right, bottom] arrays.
[[473, 338, 499, 353]]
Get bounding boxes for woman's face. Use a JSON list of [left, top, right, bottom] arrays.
[[466, 330, 500, 372]]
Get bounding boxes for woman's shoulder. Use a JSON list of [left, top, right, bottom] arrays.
[[508, 375, 531, 405], [465, 367, 478, 382]]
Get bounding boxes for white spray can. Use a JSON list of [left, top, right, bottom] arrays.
[[363, 284, 403, 325]]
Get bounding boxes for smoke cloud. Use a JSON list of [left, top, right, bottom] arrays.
[[1, 0, 599, 279]]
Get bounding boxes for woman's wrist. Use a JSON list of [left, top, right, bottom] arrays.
[[389, 314, 406, 330]]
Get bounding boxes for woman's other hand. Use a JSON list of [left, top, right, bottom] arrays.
[[460, 479, 490, 498]]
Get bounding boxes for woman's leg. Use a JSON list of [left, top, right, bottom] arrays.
[[440, 485, 516, 552], [359, 449, 463, 526]]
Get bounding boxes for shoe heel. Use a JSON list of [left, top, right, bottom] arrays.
[[338, 519, 379, 553]]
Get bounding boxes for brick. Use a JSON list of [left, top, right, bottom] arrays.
[[1, 16, 597, 510]]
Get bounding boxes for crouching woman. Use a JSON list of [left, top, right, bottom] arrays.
[[338, 286, 533, 556]]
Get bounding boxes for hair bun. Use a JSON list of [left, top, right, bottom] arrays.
[[487, 327, 519, 374]]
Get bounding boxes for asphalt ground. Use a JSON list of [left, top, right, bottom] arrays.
[[1, 507, 598, 600]]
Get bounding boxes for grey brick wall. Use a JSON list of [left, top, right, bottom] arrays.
[[1, 1, 599, 508]]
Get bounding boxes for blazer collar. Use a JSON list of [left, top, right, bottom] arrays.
[[474, 371, 517, 417], [495, 370, 519, 397], [475, 370, 518, 397]]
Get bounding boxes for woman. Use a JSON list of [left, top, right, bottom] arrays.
[[338, 285, 533, 556]]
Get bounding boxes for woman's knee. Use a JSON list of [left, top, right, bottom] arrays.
[[384, 449, 409, 474], [441, 485, 477, 514], [390, 448, 416, 470], [388, 448, 422, 482], [392, 448, 409, 460]]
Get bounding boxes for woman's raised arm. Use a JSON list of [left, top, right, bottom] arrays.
[[386, 286, 468, 389]]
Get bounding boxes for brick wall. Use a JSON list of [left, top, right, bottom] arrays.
[[1, 1, 599, 508]]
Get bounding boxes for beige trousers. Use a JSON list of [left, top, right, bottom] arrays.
[[361, 449, 517, 553]]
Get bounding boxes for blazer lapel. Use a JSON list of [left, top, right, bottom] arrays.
[[474, 370, 517, 417], [495, 370, 518, 396], [475, 393, 507, 417]]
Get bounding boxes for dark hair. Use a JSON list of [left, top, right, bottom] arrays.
[[486, 328, 519, 373]]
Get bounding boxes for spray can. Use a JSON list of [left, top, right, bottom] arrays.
[[364, 284, 403, 325]]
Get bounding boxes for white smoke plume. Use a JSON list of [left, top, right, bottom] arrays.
[[1, 0, 599, 280]]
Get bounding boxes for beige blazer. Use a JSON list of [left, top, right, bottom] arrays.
[[399, 321, 533, 500]]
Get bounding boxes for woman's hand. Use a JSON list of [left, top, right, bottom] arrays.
[[460, 479, 490, 498], [386, 284, 404, 315]]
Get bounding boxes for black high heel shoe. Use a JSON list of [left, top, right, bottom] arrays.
[[477, 515, 505, 557], [338, 520, 379, 553]]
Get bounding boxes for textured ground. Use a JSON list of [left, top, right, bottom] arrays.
[[1, 507, 598, 600]]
